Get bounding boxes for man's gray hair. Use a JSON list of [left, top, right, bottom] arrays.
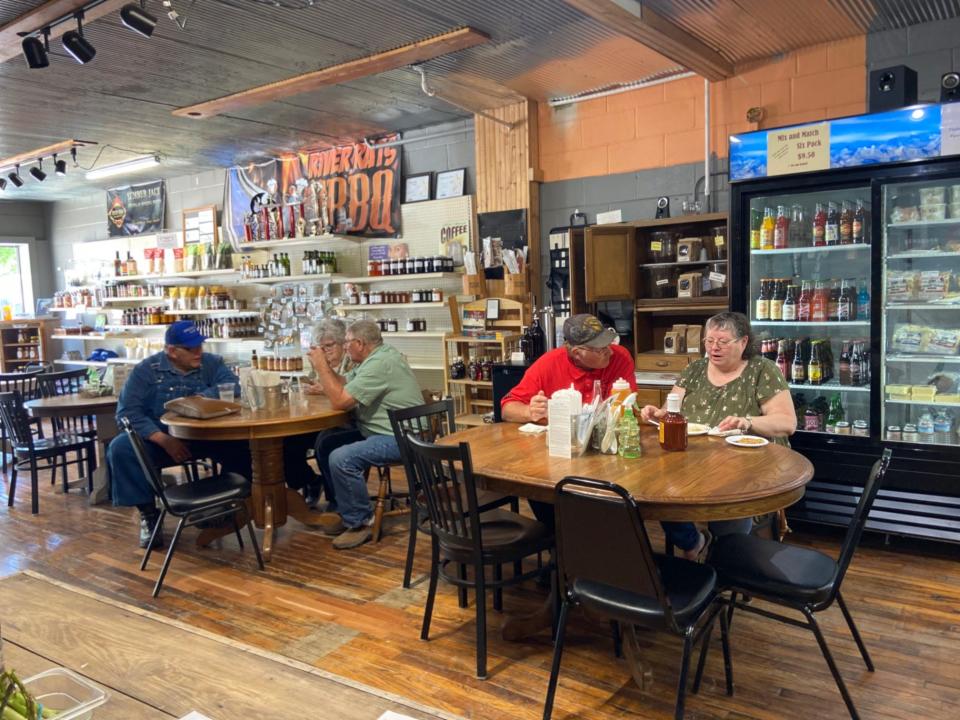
[[347, 319, 383, 347], [314, 317, 346, 345]]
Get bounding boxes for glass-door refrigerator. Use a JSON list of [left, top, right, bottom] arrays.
[[731, 137, 960, 544]]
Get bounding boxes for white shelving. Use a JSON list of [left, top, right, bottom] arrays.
[[170, 309, 259, 316], [49, 306, 103, 312], [54, 359, 107, 368], [751, 244, 870, 256], [886, 398, 960, 407], [243, 273, 340, 285], [339, 302, 445, 311], [101, 296, 164, 304], [886, 354, 960, 364], [886, 303, 960, 310], [381, 331, 446, 338], [52, 334, 108, 341], [887, 219, 960, 230], [237, 234, 349, 251], [104, 324, 169, 331], [336, 272, 461, 284], [109, 268, 238, 282]]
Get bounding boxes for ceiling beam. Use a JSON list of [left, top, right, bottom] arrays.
[[173, 26, 491, 120], [0, 0, 127, 64], [563, 0, 733, 81], [0, 139, 93, 173]]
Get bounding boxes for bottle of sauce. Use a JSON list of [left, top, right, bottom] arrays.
[[791, 346, 806, 383], [774, 205, 789, 249], [776, 340, 789, 379], [797, 280, 812, 322], [755, 279, 770, 321], [812, 202, 826, 246], [852, 199, 866, 243], [839, 201, 854, 244], [114, 251, 123, 277], [770, 279, 784, 321], [782, 284, 798, 322], [808, 342, 823, 385], [825, 202, 840, 245], [659, 393, 687, 451], [126, 251, 138, 276], [610, 377, 631, 405], [750, 207, 762, 250], [760, 207, 775, 250]]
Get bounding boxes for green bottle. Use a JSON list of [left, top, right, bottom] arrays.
[[617, 406, 641, 459], [826, 393, 845, 433]]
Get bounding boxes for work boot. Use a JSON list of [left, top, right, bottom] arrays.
[[139, 513, 164, 549]]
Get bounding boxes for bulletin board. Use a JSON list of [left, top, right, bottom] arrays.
[[182, 205, 219, 246]]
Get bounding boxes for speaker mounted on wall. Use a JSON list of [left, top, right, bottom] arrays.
[[868, 65, 918, 113], [941, 72, 960, 104]]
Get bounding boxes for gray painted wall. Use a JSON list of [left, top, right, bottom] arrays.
[[0, 199, 54, 304], [868, 16, 960, 103], [46, 119, 476, 290]]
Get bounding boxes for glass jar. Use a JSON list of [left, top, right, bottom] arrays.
[[852, 420, 869, 437], [885, 425, 902, 441], [412, 289, 422, 303], [648, 231, 678, 261], [803, 408, 820, 431], [432, 288, 443, 302], [902, 423, 919, 442], [405, 318, 416, 332], [387, 318, 399, 333], [835, 421, 851, 435], [359, 291, 369, 305], [424, 256, 434, 273], [367, 259, 380, 277], [405, 257, 416, 274], [414, 256, 425, 274]]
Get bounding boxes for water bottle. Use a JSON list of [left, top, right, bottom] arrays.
[[617, 406, 641, 459]]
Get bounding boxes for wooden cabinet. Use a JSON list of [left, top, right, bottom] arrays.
[[584, 224, 636, 302], [0, 320, 51, 372], [443, 334, 521, 428], [635, 351, 695, 373]]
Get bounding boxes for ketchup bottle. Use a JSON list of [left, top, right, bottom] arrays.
[[659, 393, 688, 451]]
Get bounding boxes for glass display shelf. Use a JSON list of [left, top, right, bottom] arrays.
[[886, 303, 960, 310], [751, 244, 870, 256], [887, 251, 960, 261], [752, 321, 870, 327], [886, 399, 960, 407], [789, 381, 869, 393], [886, 354, 960, 364]]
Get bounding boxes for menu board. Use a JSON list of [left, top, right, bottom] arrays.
[[182, 205, 218, 246]]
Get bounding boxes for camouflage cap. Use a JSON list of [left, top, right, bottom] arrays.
[[563, 314, 618, 348]]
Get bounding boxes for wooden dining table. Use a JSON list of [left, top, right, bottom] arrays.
[[162, 395, 348, 560], [440, 423, 814, 521], [25, 394, 119, 506]]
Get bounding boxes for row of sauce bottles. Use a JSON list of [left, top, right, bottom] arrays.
[[756, 278, 869, 322]]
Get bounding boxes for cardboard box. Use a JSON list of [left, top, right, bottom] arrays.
[[685, 324, 702, 354], [677, 238, 702, 262], [677, 272, 702, 298], [664, 331, 684, 354]]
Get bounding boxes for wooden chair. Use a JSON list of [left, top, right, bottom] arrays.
[[38, 368, 93, 436], [0, 369, 44, 474], [0, 391, 96, 514], [403, 433, 554, 679], [120, 417, 264, 598]]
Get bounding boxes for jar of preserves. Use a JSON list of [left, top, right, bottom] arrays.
[[367, 259, 380, 277], [885, 425, 902, 441], [405, 318, 416, 332], [387, 318, 399, 333], [835, 421, 851, 435], [359, 291, 369, 305], [803, 408, 821, 431], [432, 288, 443, 302], [852, 420, 869, 437], [405, 257, 416, 274], [414, 256, 425, 274]]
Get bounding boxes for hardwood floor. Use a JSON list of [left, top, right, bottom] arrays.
[[1, 438, 958, 719]]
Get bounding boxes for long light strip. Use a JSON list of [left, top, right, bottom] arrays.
[[85, 154, 160, 180]]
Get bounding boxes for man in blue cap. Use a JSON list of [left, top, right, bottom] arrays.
[[107, 320, 252, 549]]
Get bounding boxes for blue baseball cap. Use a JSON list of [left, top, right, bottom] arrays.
[[165, 320, 206, 348]]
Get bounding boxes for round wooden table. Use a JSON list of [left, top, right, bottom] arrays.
[[440, 423, 814, 521], [25, 394, 119, 505], [161, 395, 348, 560]]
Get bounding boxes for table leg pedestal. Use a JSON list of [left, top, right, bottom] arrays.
[[249, 437, 287, 562]]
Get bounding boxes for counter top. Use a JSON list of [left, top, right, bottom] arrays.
[[635, 371, 680, 387]]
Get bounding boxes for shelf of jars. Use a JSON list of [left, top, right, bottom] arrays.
[[243, 273, 340, 285], [337, 271, 461, 284], [112, 269, 239, 282], [167, 309, 260, 316], [49, 306, 103, 313], [448, 379, 493, 388], [339, 302, 445, 311], [101, 296, 165, 304]]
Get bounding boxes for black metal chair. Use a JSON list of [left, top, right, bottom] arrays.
[[388, 399, 519, 589], [38, 368, 93, 435], [703, 449, 892, 720], [543, 476, 732, 720], [0, 391, 96, 514], [120, 417, 264, 598], [403, 433, 554, 679], [0, 369, 45, 474]]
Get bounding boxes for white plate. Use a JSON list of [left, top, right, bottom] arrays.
[[687, 423, 709, 436], [725, 434, 769, 448]]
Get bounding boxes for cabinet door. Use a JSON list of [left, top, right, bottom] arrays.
[[584, 225, 636, 301]]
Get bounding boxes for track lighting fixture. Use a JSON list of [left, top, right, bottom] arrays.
[[62, 12, 96, 65], [8, 167, 24, 188], [121, 2, 157, 38], [21, 29, 49, 69], [55, 155, 67, 176], [30, 159, 46, 182]]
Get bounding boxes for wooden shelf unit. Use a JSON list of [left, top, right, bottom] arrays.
[[0, 320, 53, 372]]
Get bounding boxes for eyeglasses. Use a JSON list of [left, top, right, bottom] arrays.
[[320, 342, 340, 351], [703, 337, 742, 349], [344, 338, 361, 347]]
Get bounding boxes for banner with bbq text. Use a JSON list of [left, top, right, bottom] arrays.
[[106, 179, 165, 237], [223, 134, 401, 247]]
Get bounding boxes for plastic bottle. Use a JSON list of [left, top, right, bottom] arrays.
[[857, 284, 870, 320], [760, 208, 775, 250], [774, 205, 789, 249], [617, 406, 641, 459], [659, 393, 688, 451], [610, 377, 631, 405]]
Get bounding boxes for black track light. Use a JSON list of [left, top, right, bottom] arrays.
[[0, 178, 6, 191], [30, 159, 46, 182], [121, 2, 157, 38], [21, 33, 49, 69], [62, 13, 95, 64], [55, 154, 67, 176], [8, 167, 23, 187]]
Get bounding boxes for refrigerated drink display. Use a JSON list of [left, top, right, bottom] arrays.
[[745, 188, 872, 435], [881, 179, 960, 449]]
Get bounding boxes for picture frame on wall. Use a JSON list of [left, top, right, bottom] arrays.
[[435, 168, 466, 199], [404, 172, 433, 203]]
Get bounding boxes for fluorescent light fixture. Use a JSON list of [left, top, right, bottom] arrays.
[[86, 154, 160, 180]]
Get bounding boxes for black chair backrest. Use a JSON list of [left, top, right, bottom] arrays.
[[0, 391, 36, 449], [404, 434, 482, 549], [831, 448, 892, 597], [388, 399, 457, 491], [38, 369, 87, 398], [0, 370, 42, 402], [554, 476, 677, 628], [119, 416, 171, 512]]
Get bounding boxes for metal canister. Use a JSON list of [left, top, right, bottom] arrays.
[[852, 420, 869, 437], [885, 425, 901, 441]]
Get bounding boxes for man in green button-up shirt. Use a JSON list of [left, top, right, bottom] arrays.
[[307, 319, 423, 549]]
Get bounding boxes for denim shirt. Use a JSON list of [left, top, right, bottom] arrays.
[[116, 351, 239, 438]]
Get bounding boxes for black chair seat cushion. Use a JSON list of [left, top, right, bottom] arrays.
[[439, 509, 553, 564], [162, 472, 251, 514], [710, 533, 838, 605], [13, 433, 92, 456], [572, 554, 716, 628]]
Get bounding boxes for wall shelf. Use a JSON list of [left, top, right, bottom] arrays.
[[336, 272, 461, 284], [101, 296, 164, 304], [242, 274, 340, 285], [339, 302, 445, 311]]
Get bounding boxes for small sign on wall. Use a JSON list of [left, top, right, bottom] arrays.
[[182, 205, 218, 245], [766, 122, 831, 177]]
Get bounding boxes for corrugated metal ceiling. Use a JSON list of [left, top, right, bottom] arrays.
[[0, 0, 956, 199]]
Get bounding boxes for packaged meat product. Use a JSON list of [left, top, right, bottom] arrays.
[[892, 324, 932, 354], [926, 328, 960, 355], [887, 271, 917, 302], [918, 270, 954, 300]]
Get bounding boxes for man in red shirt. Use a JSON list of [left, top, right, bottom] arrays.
[[502, 313, 636, 423]]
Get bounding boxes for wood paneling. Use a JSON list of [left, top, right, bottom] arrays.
[[474, 99, 542, 303]]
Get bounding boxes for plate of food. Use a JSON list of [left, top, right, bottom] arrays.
[[687, 423, 709, 436], [725, 434, 769, 448]]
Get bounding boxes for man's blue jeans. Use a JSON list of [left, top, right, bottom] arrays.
[[661, 518, 754, 551], [314, 430, 401, 528]]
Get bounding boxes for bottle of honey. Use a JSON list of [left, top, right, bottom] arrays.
[[659, 393, 688, 452]]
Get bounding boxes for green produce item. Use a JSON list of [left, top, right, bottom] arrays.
[[0, 669, 57, 719]]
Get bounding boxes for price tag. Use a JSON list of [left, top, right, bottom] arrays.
[[714, 236, 725, 247], [709, 271, 727, 283], [656, 279, 669, 286], [650, 241, 662, 252]]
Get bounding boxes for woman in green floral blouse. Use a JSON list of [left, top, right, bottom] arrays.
[[639, 311, 796, 560]]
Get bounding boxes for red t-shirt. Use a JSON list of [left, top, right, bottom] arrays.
[[501, 345, 637, 411]]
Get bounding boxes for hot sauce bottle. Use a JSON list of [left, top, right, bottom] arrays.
[[659, 393, 688, 452]]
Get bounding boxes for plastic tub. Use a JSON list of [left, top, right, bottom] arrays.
[[21, 668, 108, 720], [950, 185, 960, 203], [647, 231, 677, 262], [704, 262, 728, 296], [920, 203, 946, 221], [919, 186, 946, 205], [710, 225, 728, 259], [642, 266, 677, 298]]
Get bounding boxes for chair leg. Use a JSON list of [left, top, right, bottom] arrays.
[[1, 426, 7, 475], [457, 563, 468, 608], [402, 507, 419, 588], [152, 517, 186, 598], [493, 564, 503, 612], [804, 606, 860, 720], [719, 598, 734, 696], [692, 605, 720, 695], [610, 620, 622, 658], [232, 513, 245, 550], [674, 632, 694, 720], [421, 535, 440, 641], [61, 451, 69, 493], [30, 462, 39, 514], [7, 464, 16, 507], [475, 561, 488, 679], [509, 496, 519, 513], [542, 600, 570, 720], [49, 453, 57, 486], [837, 592, 874, 672], [246, 519, 265, 570], [85, 443, 96, 494], [372, 466, 389, 543], [140, 509, 167, 570]]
